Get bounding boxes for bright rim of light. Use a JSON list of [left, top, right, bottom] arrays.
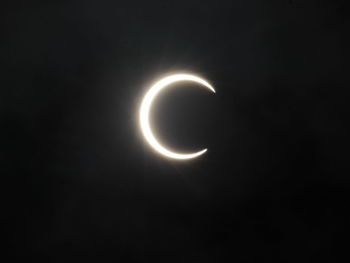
[[139, 74, 215, 160]]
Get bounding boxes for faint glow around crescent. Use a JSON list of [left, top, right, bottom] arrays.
[[139, 74, 215, 160]]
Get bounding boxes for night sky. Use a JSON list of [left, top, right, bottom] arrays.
[[2, 0, 349, 262]]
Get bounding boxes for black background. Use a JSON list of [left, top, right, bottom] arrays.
[[2, 0, 349, 262]]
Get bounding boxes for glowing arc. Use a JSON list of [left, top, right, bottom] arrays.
[[139, 74, 215, 160]]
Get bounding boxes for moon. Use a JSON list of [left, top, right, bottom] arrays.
[[139, 74, 216, 160]]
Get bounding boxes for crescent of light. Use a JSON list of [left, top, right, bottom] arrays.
[[139, 74, 215, 160]]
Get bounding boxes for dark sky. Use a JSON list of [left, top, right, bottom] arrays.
[[2, 0, 349, 262]]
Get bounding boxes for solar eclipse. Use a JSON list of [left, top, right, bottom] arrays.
[[139, 74, 216, 160]]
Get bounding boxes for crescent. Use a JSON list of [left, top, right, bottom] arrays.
[[139, 74, 215, 160]]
